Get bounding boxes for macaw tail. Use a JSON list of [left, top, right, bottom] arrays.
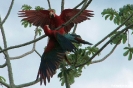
[[36, 47, 66, 85], [64, 34, 93, 45], [36, 33, 77, 85]]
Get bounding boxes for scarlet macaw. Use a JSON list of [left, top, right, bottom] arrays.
[[18, 9, 94, 33], [19, 9, 93, 45], [18, 9, 93, 85], [37, 25, 76, 85]]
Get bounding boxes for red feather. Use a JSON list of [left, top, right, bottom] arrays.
[[18, 9, 94, 32]]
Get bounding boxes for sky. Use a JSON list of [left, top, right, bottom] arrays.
[[0, 0, 133, 88]]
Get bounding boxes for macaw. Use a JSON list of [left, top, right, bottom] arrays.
[[18, 9, 94, 33], [37, 25, 76, 85], [19, 9, 93, 85], [19, 9, 93, 44]]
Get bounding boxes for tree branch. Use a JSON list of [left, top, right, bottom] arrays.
[[0, 35, 47, 53], [94, 12, 133, 47], [0, 61, 7, 68], [55, 0, 92, 31], [0, 80, 10, 88], [1, 0, 14, 25], [72, 24, 77, 34], [0, 8, 15, 87], [35, 50, 41, 58], [91, 43, 118, 64], [73, 0, 87, 9], [9, 28, 38, 60], [47, 0, 51, 9], [76, 23, 133, 67], [61, 63, 70, 88], [16, 79, 40, 88], [61, 0, 65, 12]]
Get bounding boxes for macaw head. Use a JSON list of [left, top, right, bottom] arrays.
[[49, 9, 56, 18]]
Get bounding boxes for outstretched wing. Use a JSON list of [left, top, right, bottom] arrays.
[[60, 9, 94, 33], [18, 10, 55, 29], [37, 46, 66, 85]]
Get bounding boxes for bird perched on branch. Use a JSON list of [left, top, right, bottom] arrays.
[[19, 8, 93, 45], [37, 25, 76, 85], [18, 8, 93, 85], [18, 9, 94, 32]]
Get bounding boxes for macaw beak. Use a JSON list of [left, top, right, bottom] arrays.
[[49, 12, 55, 18]]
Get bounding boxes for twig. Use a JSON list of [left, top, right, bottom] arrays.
[[91, 43, 118, 64], [61, 0, 65, 11], [0, 7, 15, 87], [72, 24, 77, 34], [9, 28, 38, 60], [61, 63, 70, 88], [16, 79, 40, 88], [94, 12, 133, 47], [35, 50, 41, 58], [1, 0, 14, 25], [0, 61, 7, 68], [73, 0, 87, 9], [0, 80, 10, 88], [0, 35, 47, 53], [55, 0, 92, 31], [47, 0, 51, 9], [76, 23, 133, 67]]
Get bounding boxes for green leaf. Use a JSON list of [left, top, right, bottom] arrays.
[[128, 52, 132, 60], [105, 15, 110, 20], [124, 47, 130, 49], [123, 50, 129, 56], [110, 15, 113, 20], [122, 33, 127, 44], [0, 76, 6, 82], [0, 46, 2, 50], [21, 4, 32, 10], [35, 6, 44, 10]]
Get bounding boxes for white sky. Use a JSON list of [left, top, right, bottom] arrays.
[[0, 0, 133, 88]]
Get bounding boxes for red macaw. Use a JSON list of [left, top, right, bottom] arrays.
[[18, 9, 93, 85], [37, 25, 76, 85], [19, 9, 94, 33], [19, 8, 93, 45]]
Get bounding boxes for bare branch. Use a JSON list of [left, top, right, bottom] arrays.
[[35, 50, 41, 58], [0, 80, 10, 88], [16, 79, 40, 87], [47, 0, 51, 9], [0, 9, 15, 88], [0, 35, 47, 53], [94, 12, 133, 47], [10, 50, 34, 60], [61, 62, 70, 88], [9, 28, 38, 60], [1, 0, 14, 25], [0, 61, 7, 68], [91, 43, 118, 64], [72, 24, 77, 34], [73, 0, 87, 9], [61, 0, 65, 11]]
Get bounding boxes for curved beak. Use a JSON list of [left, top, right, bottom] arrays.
[[49, 12, 55, 18]]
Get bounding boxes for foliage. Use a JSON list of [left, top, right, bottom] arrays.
[[123, 44, 133, 60], [58, 44, 99, 85], [101, 4, 133, 28], [102, 4, 133, 60], [20, 4, 44, 36], [0, 76, 6, 86]]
